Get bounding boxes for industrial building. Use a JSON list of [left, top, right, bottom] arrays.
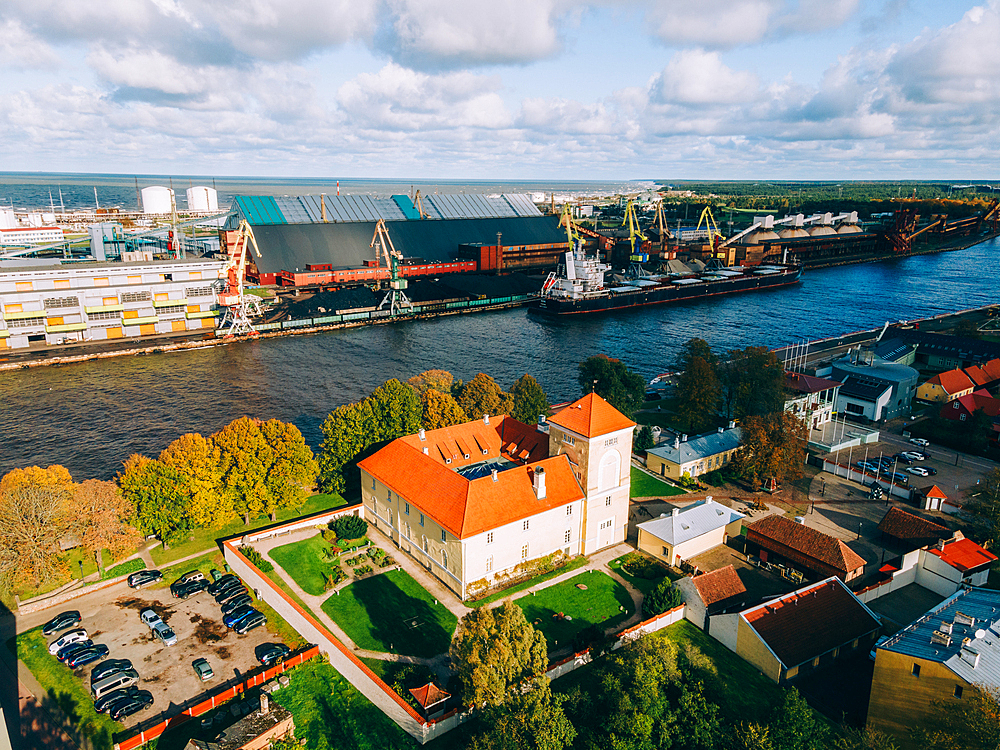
[[222, 193, 568, 287], [0, 258, 224, 349]]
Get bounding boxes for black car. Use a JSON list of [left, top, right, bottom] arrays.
[[892, 453, 914, 464], [211, 579, 245, 601], [207, 575, 240, 596], [215, 585, 248, 605], [91, 658, 133, 685], [110, 691, 154, 721], [127, 570, 163, 589], [257, 643, 291, 666], [925, 467, 938, 476], [42, 610, 81, 636], [171, 579, 209, 599], [67, 644, 110, 668], [221, 593, 253, 615], [95, 686, 143, 714], [57, 640, 94, 663], [234, 611, 266, 634]]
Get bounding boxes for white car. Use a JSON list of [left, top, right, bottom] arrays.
[[909, 438, 929, 447], [48, 628, 88, 655], [151, 622, 177, 646], [906, 466, 930, 477], [140, 609, 163, 629], [901, 451, 925, 461]]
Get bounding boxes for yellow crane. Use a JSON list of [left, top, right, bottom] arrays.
[[622, 199, 648, 257], [694, 206, 723, 247], [217, 220, 264, 337]]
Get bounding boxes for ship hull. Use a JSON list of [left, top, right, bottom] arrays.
[[528, 266, 802, 316]]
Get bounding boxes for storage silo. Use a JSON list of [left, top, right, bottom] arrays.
[[186, 186, 219, 212], [141, 186, 174, 214]]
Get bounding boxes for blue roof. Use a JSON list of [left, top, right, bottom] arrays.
[[880, 587, 1000, 688], [637, 499, 745, 546], [647, 427, 742, 466]]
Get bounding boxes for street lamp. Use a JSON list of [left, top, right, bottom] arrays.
[[79, 560, 84, 580], [858, 522, 862, 540]]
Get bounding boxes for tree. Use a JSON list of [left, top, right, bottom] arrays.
[[469, 680, 576, 750], [118, 454, 192, 545], [578, 354, 646, 417], [259, 418, 319, 520], [634, 425, 655, 452], [509, 374, 551, 425], [458, 373, 511, 421], [214, 417, 276, 524], [832, 727, 899, 750], [734, 412, 806, 487], [0, 465, 75, 588], [676, 356, 721, 433], [319, 400, 376, 494], [450, 600, 547, 707], [679, 337, 718, 372], [645, 578, 684, 615], [331, 514, 367, 540], [729, 722, 775, 750], [768, 688, 828, 750], [159, 433, 230, 528], [408, 369, 455, 397], [74, 479, 141, 574], [422, 389, 467, 430], [721, 347, 786, 420], [965, 467, 1000, 547], [911, 683, 1000, 750], [369, 379, 423, 442]]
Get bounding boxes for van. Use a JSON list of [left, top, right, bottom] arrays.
[[177, 571, 205, 585], [92, 669, 140, 701]]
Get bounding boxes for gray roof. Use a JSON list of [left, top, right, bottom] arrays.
[[832, 358, 918, 385], [839, 375, 892, 401], [637, 499, 745, 546], [880, 587, 1000, 688], [647, 427, 742, 466]]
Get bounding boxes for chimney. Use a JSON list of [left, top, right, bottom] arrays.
[[538, 414, 547, 425], [681, 434, 688, 442], [718, 427, 724, 434], [419, 428, 426, 441], [672, 508, 679, 517], [491, 469, 498, 482], [422, 447, 429, 455], [260, 692, 270, 715], [320, 194, 327, 223], [483, 414, 490, 425], [953, 530, 964, 541], [728, 420, 736, 429], [533, 466, 546, 499], [937, 538, 946, 551], [674, 437, 680, 449]]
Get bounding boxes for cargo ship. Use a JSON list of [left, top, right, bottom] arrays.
[[528, 242, 802, 316]]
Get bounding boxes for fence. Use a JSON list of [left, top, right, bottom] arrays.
[[236, 503, 364, 544], [113, 645, 320, 750], [822, 460, 914, 501]]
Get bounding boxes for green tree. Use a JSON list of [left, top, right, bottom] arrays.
[[458, 373, 512, 421], [578, 354, 646, 417], [721, 347, 786, 420], [74, 479, 141, 574], [634, 425, 655, 452], [422, 388, 468, 430], [118, 454, 192, 545], [213, 417, 276, 524], [369, 379, 423, 441], [679, 337, 718, 371], [911, 683, 1000, 750], [509, 374, 551, 425], [832, 727, 899, 750], [734, 412, 806, 488], [729, 722, 775, 750], [768, 688, 828, 750], [676, 356, 721, 433], [965, 467, 1000, 547], [469, 680, 576, 750], [259, 418, 319, 520], [159, 433, 230, 528], [450, 600, 548, 707], [408, 369, 455, 396], [319, 400, 376, 494], [644, 578, 683, 616]]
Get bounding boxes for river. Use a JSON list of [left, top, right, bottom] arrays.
[[2, 238, 997, 480]]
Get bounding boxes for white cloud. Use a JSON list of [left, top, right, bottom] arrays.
[[653, 50, 758, 104], [0, 19, 62, 69]]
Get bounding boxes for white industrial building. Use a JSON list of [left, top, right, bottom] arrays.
[[0, 227, 65, 247]]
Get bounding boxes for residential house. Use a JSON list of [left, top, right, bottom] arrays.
[[645, 424, 741, 481], [637, 499, 745, 568], [784, 372, 841, 430], [678, 564, 748, 632], [939, 390, 1000, 440], [917, 369, 977, 403], [874, 532, 997, 599], [868, 587, 1000, 749], [711, 576, 881, 683], [830, 358, 919, 422], [745, 515, 867, 582], [357, 393, 634, 600], [876, 507, 949, 552]]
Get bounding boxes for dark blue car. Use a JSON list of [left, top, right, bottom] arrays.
[[221, 593, 253, 615], [57, 640, 94, 662], [67, 644, 110, 668], [223, 605, 256, 629]]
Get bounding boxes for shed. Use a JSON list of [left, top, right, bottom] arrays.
[[409, 682, 451, 720], [637, 499, 745, 568]]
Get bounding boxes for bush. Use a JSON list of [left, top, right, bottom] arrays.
[[644, 579, 683, 616], [101, 558, 145, 580], [620, 552, 669, 580], [239, 545, 274, 573], [353, 565, 373, 576], [331, 514, 367, 541], [323, 569, 347, 590]]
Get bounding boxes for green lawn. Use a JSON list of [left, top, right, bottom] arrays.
[[321, 569, 458, 657], [264, 568, 324, 624], [270, 535, 337, 596], [630, 466, 687, 498], [516, 571, 633, 649], [151, 492, 347, 565], [608, 552, 678, 595], [150, 550, 227, 590], [466, 556, 589, 608], [17, 628, 120, 750]]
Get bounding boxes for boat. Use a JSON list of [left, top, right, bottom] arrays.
[[528, 241, 802, 316]]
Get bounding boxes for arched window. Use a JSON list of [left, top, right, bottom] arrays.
[[599, 449, 621, 491]]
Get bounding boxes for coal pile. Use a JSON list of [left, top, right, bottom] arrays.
[[284, 287, 379, 317]]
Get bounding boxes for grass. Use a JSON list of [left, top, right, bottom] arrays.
[[101, 558, 146, 580], [271, 658, 417, 750], [608, 552, 678, 595], [630, 466, 687, 498], [516, 570, 633, 648], [17, 628, 120, 750], [263, 568, 324, 624], [150, 550, 227, 590], [321, 568, 458, 657], [466, 556, 589, 608], [270, 535, 337, 596], [151, 492, 347, 566]]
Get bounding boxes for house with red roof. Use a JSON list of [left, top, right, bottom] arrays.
[[745, 514, 868, 582], [917, 369, 976, 403], [923, 533, 997, 588], [710, 577, 881, 683], [876, 507, 949, 551], [939, 390, 1000, 440], [357, 393, 634, 599], [678, 564, 748, 631], [784, 371, 842, 431]]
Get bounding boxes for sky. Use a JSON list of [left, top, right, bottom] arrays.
[[1, 0, 998, 180]]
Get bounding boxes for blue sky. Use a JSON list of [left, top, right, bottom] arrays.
[[0, 0, 997, 180]]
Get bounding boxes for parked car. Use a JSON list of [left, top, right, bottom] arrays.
[[175, 570, 206, 586], [909, 437, 930, 447], [127, 570, 163, 589], [95, 686, 143, 714], [892, 453, 914, 464], [91, 659, 133, 685], [907, 466, 930, 477], [67, 644, 110, 668], [172, 579, 209, 599], [207, 575, 239, 596], [215, 585, 248, 605], [211, 579, 245, 601], [192, 658, 214, 681], [151, 622, 177, 646], [221, 593, 254, 615], [884, 471, 909, 485], [109, 691, 154, 722], [42, 611, 81, 636], [91, 669, 140, 701], [223, 605, 256, 629], [49, 628, 88, 655], [57, 640, 94, 662], [257, 643, 290, 667], [925, 467, 938, 476], [234, 611, 266, 634], [140, 609, 163, 629], [901, 451, 925, 461]]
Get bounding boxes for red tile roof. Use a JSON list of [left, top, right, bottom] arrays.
[[928, 369, 975, 395], [928, 537, 998, 573], [692, 565, 746, 607], [747, 515, 867, 575], [981, 358, 1000, 381], [953, 392, 1000, 418], [876, 507, 949, 543], [493, 415, 550, 463], [921, 484, 948, 500], [963, 365, 991, 387], [784, 372, 842, 394], [548, 392, 635, 438], [743, 578, 881, 669], [409, 682, 450, 708]]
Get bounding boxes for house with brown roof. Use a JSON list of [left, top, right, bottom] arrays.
[[876, 507, 949, 552], [745, 515, 867, 582], [916, 369, 976, 403], [358, 393, 634, 599], [678, 564, 748, 631], [710, 577, 881, 683], [784, 371, 842, 431]]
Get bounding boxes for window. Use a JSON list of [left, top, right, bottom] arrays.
[[954, 685, 964, 699], [9, 317, 45, 328], [600, 519, 613, 530], [912, 664, 921, 677], [523, 519, 530, 531], [564, 530, 571, 544], [371, 477, 376, 489], [44, 297, 78, 309], [960, 414, 967, 421], [521, 544, 529, 560], [423, 536, 428, 553], [846, 403, 864, 414], [93, 277, 109, 287], [405, 502, 410, 515], [89, 310, 120, 321], [953, 402, 960, 409], [485, 556, 493, 573], [441, 530, 447, 543], [604, 437, 618, 447], [606, 497, 612, 506], [121, 291, 151, 303], [486, 532, 493, 544], [441, 550, 448, 568], [16, 281, 33, 291], [566, 505, 573, 516], [662, 546, 669, 556], [186, 285, 215, 297], [563, 435, 575, 446], [419, 513, 425, 527], [387, 511, 393, 527]]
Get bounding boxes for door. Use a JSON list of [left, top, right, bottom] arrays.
[[171, 320, 186, 332], [139, 324, 155, 336], [106, 327, 123, 339]]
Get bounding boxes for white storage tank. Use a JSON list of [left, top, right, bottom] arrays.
[[141, 186, 174, 214], [0, 209, 14, 229], [186, 186, 218, 212]]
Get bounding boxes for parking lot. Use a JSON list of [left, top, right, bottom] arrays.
[[44, 582, 280, 729]]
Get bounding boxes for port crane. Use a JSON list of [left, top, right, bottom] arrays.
[[694, 206, 723, 247], [371, 219, 413, 316], [217, 220, 265, 338], [621, 199, 654, 277]]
